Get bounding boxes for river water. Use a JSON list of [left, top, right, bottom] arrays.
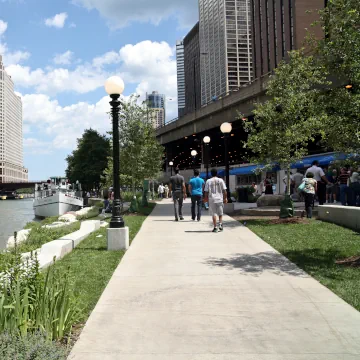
[[0, 199, 36, 250]]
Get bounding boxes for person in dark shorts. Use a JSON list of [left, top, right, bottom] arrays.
[[169, 168, 187, 221], [188, 169, 205, 221]]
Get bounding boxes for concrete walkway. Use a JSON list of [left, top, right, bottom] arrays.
[[69, 199, 360, 360]]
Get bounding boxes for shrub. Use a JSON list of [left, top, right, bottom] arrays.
[[0, 247, 80, 341], [0, 332, 68, 360]]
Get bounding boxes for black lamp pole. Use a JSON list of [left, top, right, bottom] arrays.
[[170, 166, 173, 176], [224, 133, 232, 203], [110, 94, 125, 228], [205, 145, 209, 180]]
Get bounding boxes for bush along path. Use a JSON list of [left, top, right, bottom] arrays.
[[0, 203, 155, 360]]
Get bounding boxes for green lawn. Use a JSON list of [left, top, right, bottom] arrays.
[[52, 203, 155, 321], [246, 219, 360, 311]]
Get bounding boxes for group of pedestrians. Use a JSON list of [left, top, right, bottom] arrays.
[[298, 160, 360, 218], [169, 168, 228, 233]]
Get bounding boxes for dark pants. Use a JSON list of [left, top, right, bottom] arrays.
[[304, 193, 315, 218], [173, 191, 183, 219], [317, 181, 326, 205], [191, 195, 202, 220]]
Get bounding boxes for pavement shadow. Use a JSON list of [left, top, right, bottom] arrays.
[[204, 251, 307, 277]]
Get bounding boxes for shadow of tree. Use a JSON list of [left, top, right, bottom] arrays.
[[204, 251, 307, 277]]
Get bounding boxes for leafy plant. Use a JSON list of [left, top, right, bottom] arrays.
[[0, 263, 80, 341], [0, 332, 68, 360]]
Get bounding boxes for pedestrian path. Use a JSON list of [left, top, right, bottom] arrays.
[[69, 199, 360, 359]]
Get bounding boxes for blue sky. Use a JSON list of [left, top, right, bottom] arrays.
[[0, 0, 198, 180]]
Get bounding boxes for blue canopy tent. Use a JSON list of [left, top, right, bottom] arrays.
[[290, 153, 347, 169]]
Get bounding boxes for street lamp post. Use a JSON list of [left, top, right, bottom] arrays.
[[220, 122, 232, 203], [105, 76, 125, 229], [191, 150, 197, 171], [203, 136, 211, 180], [169, 161, 174, 177]]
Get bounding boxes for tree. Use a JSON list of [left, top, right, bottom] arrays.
[[311, 0, 360, 154], [242, 50, 328, 216], [103, 95, 164, 192], [66, 129, 110, 192]]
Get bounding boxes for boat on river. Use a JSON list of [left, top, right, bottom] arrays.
[[33, 177, 83, 218]]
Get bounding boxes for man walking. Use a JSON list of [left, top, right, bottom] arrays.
[[204, 168, 228, 233], [188, 169, 205, 221], [305, 160, 330, 205], [157, 183, 165, 199], [169, 168, 186, 221]]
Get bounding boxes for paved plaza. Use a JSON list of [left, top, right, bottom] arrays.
[[69, 200, 360, 360]]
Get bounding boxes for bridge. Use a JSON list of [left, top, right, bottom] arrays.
[[0, 181, 46, 191], [155, 76, 270, 170], [156, 76, 269, 145]]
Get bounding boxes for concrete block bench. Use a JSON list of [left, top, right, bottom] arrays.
[[318, 205, 360, 231]]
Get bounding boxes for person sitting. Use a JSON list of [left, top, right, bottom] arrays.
[[103, 196, 112, 213]]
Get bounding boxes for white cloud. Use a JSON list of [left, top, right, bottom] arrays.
[[7, 40, 179, 120], [72, 0, 198, 29], [53, 50, 73, 65], [23, 138, 53, 154], [69, 22, 77, 28], [45, 13, 68, 28], [0, 19, 30, 66], [21, 93, 111, 150], [6, 63, 107, 95], [0, 20, 7, 36]]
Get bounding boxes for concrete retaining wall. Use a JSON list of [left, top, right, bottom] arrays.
[[318, 205, 360, 231], [22, 220, 102, 269]]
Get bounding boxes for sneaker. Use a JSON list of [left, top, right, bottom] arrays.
[[192, 218, 195, 221], [212, 227, 218, 233], [175, 218, 179, 222], [180, 217, 184, 221], [219, 223, 223, 232]]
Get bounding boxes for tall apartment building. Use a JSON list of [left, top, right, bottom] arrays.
[[0, 55, 28, 183], [184, 22, 202, 115], [199, 0, 253, 105], [146, 91, 166, 128], [251, 0, 325, 78], [176, 40, 186, 118]]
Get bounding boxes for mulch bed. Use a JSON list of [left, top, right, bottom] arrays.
[[336, 256, 360, 268], [269, 217, 310, 225]]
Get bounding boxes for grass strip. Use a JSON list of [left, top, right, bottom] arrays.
[[52, 203, 155, 321], [246, 219, 360, 311]]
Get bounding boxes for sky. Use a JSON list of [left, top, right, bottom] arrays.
[[0, 0, 198, 180]]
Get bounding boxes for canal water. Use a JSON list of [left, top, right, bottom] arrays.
[[0, 199, 36, 250]]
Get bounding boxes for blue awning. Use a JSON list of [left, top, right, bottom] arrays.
[[200, 169, 225, 178], [290, 153, 347, 169]]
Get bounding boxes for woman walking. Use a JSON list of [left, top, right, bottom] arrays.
[[300, 172, 317, 219]]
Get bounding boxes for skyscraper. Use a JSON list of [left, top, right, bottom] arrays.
[[0, 55, 28, 183], [199, 0, 253, 105], [176, 40, 186, 117], [146, 91, 166, 128], [251, 0, 325, 78], [184, 22, 201, 115]]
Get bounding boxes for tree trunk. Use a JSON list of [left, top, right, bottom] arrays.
[[287, 166, 291, 196]]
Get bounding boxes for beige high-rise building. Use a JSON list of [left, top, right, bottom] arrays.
[[146, 91, 166, 129], [199, 0, 253, 105], [0, 55, 28, 183]]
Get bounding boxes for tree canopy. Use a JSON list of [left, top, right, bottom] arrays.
[[66, 129, 110, 192], [242, 50, 328, 194], [312, 0, 360, 153], [103, 95, 164, 191]]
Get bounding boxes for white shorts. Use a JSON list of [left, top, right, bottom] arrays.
[[209, 202, 224, 216]]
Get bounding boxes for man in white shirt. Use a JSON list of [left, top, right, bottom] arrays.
[[305, 161, 330, 205], [158, 183, 165, 199], [204, 168, 228, 233]]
